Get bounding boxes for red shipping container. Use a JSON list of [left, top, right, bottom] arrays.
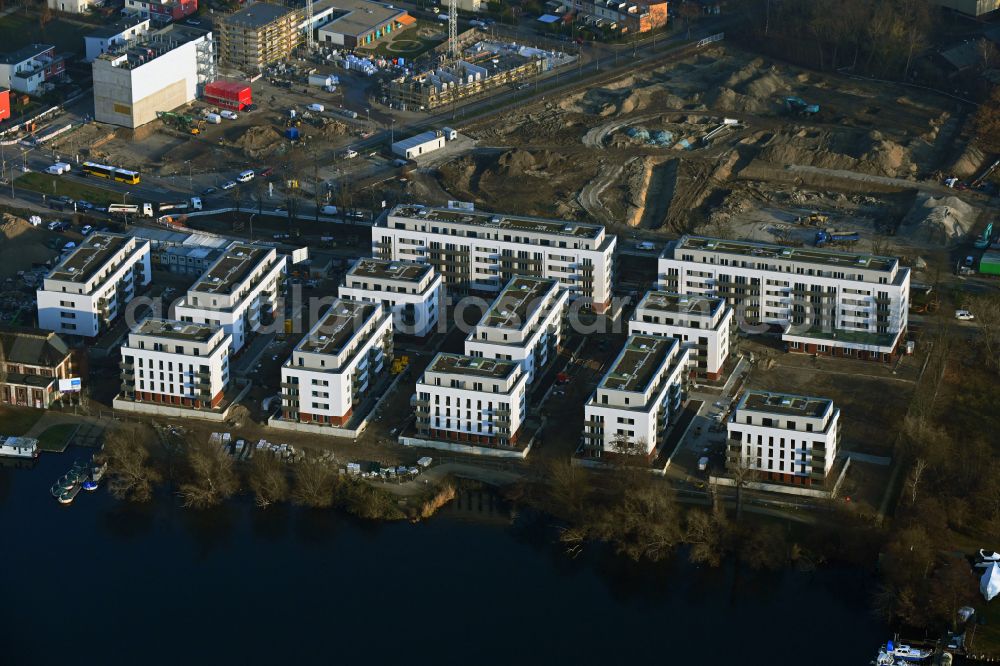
[[203, 80, 252, 111], [0, 88, 10, 124]]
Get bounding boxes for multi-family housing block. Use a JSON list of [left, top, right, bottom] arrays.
[[659, 235, 910, 361], [36, 233, 151, 338], [173, 242, 285, 353], [278, 300, 393, 427], [726, 390, 841, 485], [374, 204, 616, 312], [119, 318, 231, 410], [338, 258, 442, 337], [582, 334, 689, 459], [628, 290, 735, 380], [413, 353, 528, 449], [464, 276, 568, 384]]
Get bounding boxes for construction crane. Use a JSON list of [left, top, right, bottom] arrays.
[[306, 0, 314, 52], [448, 0, 457, 60]]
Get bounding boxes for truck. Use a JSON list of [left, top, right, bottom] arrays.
[[45, 162, 71, 175], [442, 127, 457, 141], [815, 230, 860, 247], [107, 203, 154, 217], [190, 196, 203, 211], [156, 201, 190, 214]]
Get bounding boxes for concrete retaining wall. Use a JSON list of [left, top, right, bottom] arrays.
[[114, 397, 232, 421], [266, 415, 362, 440], [399, 436, 531, 459], [709, 475, 832, 499]]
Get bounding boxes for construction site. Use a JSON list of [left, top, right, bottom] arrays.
[[420, 45, 995, 279]]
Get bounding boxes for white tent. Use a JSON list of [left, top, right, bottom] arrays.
[[980, 562, 1000, 602]]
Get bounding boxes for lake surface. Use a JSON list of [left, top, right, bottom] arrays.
[[2, 449, 884, 665]]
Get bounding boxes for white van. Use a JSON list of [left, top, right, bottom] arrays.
[[308, 103, 325, 112], [237, 169, 255, 183], [321, 205, 338, 215], [46, 163, 70, 175], [220, 110, 238, 120]]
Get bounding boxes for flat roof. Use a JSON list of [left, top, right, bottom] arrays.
[[738, 390, 832, 419], [393, 131, 443, 151], [637, 290, 723, 317], [601, 335, 676, 393], [314, 0, 407, 37], [192, 244, 271, 295], [672, 235, 898, 273], [390, 204, 604, 240], [297, 300, 379, 356], [48, 233, 131, 284], [87, 17, 148, 40], [481, 277, 556, 330], [347, 257, 431, 283], [0, 44, 53, 65], [222, 2, 297, 29], [782, 324, 900, 349], [427, 353, 517, 379], [133, 318, 217, 343]]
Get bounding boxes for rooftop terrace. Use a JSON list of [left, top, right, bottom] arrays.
[[347, 258, 430, 283], [47, 233, 130, 285], [637, 290, 723, 317], [672, 235, 898, 273], [297, 301, 379, 357], [601, 335, 676, 393], [390, 204, 603, 240], [192, 244, 271, 295], [133, 318, 217, 343], [480, 277, 556, 330], [427, 353, 517, 379], [738, 390, 832, 419]]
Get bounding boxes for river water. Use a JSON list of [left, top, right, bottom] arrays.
[[2, 450, 884, 665]]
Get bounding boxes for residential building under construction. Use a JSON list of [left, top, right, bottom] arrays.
[[218, 2, 303, 73]]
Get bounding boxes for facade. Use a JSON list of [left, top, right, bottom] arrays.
[[464, 276, 568, 384], [92, 24, 215, 129], [202, 79, 252, 110], [338, 258, 442, 337], [932, 0, 1000, 16], [310, 0, 415, 48], [0, 87, 9, 123], [659, 235, 910, 361], [278, 300, 393, 427], [174, 242, 285, 354], [0, 326, 77, 409], [582, 335, 689, 459], [413, 353, 528, 448], [119, 318, 231, 410], [124, 0, 199, 22], [47, 0, 93, 14], [84, 18, 152, 63], [391, 131, 446, 160], [726, 390, 841, 486], [218, 3, 303, 73], [556, 0, 668, 33], [150, 245, 223, 275], [628, 290, 735, 380], [0, 45, 66, 95], [375, 204, 616, 311], [37, 233, 152, 338]]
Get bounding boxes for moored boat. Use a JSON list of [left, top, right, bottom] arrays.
[[0, 435, 39, 459], [57, 483, 81, 505]]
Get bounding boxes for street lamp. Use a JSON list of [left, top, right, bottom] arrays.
[[123, 191, 130, 204], [249, 213, 256, 243], [185, 160, 193, 193], [390, 118, 395, 146]]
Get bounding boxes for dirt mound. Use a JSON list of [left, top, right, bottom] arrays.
[[0, 214, 56, 278], [236, 126, 285, 159], [318, 119, 348, 138], [950, 143, 987, 179], [741, 70, 788, 99], [494, 149, 565, 176], [903, 194, 978, 242]]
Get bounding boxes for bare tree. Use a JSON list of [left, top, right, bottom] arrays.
[[291, 459, 337, 508], [228, 403, 250, 428], [610, 432, 648, 458], [727, 446, 760, 520], [247, 452, 289, 508], [590, 475, 683, 562], [545, 459, 591, 520], [906, 457, 928, 505], [99, 424, 162, 502], [178, 438, 239, 509], [0, 335, 7, 388], [967, 294, 1000, 373]]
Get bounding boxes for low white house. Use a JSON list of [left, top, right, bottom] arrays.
[[582, 335, 689, 459], [36, 233, 152, 338], [391, 130, 445, 160], [338, 257, 442, 337], [628, 290, 735, 380], [118, 318, 232, 411], [726, 390, 841, 486], [84, 18, 152, 63], [464, 276, 568, 384], [413, 353, 528, 449], [278, 300, 393, 427], [173, 242, 285, 354]]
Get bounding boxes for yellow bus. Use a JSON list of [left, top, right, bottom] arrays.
[[81, 161, 141, 185]]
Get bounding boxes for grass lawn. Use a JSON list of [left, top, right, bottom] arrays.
[[15, 172, 122, 207], [364, 20, 444, 60], [0, 12, 87, 56], [0, 406, 45, 436], [36, 424, 79, 453]]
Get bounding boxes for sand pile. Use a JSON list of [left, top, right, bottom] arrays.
[[236, 126, 284, 159], [495, 149, 565, 177], [903, 194, 978, 241], [0, 214, 56, 277], [319, 119, 349, 138]]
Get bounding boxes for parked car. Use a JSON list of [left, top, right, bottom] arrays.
[[273, 233, 290, 240], [202, 186, 218, 195], [955, 309, 975, 321], [76, 200, 94, 210], [221, 180, 237, 190], [220, 110, 238, 120], [80, 225, 93, 235]]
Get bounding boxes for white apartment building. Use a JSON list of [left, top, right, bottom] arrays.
[[174, 242, 285, 354], [374, 204, 617, 312], [84, 18, 152, 63], [659, 235, 910, 362], [278, 300, 393, 426], [464, 276, 568, 384], [92, 24, 215, 129], [582, 335, 689, 459], [119, 318, 232, 410], [37, 233, 152, 338], [726, 390, 841, 486], [338, 257, 442, 337], [413, 353, 528, 449], [628, 290, 735, 380]]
